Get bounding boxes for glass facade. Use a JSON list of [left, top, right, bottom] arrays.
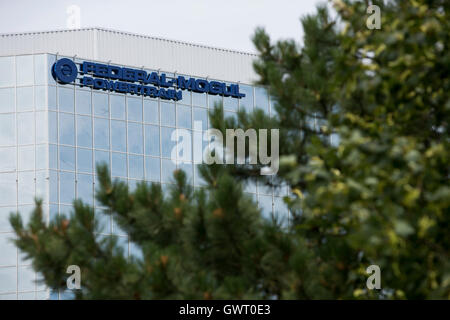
[[0, 53, 290, 300]]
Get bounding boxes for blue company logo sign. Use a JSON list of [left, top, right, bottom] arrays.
[[52, 58, 245, 101]]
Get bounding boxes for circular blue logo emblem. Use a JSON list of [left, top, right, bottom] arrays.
[[53, 58, 78, 84]]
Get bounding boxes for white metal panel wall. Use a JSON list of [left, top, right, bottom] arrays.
[[0, 28, 258, 84]]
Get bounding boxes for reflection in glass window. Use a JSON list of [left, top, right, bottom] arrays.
[[76, 115, 92, 148], [59, 113, 75, 146], [76, 90, 91, 115], [224, 95, 238, 112], [34, 54, 47, 85], [161, 158, 176, 183], [36, 144, 47, 170], [111, 95, 125, 120], [77, 174, 93, 205], [127, 97, 142, 122], [179, 90, 191, 105], [208, 94, 222, 109], [111, 120, 126, 152], [49, 144, 57, 170], [18, 146, 34, 171], [193, 107, 208, 131], [129, 154, 144, 179], [18, 266, 35, 292], [0, 147, 16, 171], [93, 92, 109, 117], [77, 148, 93, 173], [58, 87, 74, 112], [0, 172, 17, 206], [60, 172, 75, 204], [94, 150, 110, 170], [239, 84, 253, 113], [48, 86, 57, 110], [0, 267, 16, 293], [49, 170, 58, 203], [35, 86, 46, 110], [258, 194, 273, 220], [18, 113, 35, 145], [112, 152, 127, 177], [143, 99, 158, 124], [0, 88, 15, 113], [178, 162, 193, 184], [59, 145, 75, 171], [145, 125, 160, 156], [36, 170, 48, 201], [0, 206, 15, 232], [17, 86, 33, 111], [16, 55, 34, 86], [0, 114, 15, 146], [192, 92, 206, 107], [0, 56, 15, 87], [177, 105, 191, 129], [94, 118, 109, 150], [161, 102, 175, 126], [161, 127, 176, 159], [145, 156, 160, 182], [35, 119, 50, 151], [274, 196, 289, 227], [47, 55, 57, 86], [255, 87, 269, 114], [18, 171, 35, 205], [194, 165, 206, 186], [128, 122, 143, 154], [48, 111, 57, 144]]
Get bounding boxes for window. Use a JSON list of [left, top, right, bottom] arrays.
[[161, 127, 176, 159], [18, 112, 35, 145], [127, 97, 142, 122], [161, 158, 176, 183], [77, 148, 93, 173], [192, 92, 206, 107], [18, 146, 34, 171], [161, 102, 175, 126], [255, 87, 269, 114], [143, 99, 158, 124], [145, 156, 160, 182], [58, 87, 74, 113], [94, 118, 109, 150], [193, 107, 207, 131], [76, 115, 92, 148], [16, 86, 33, 111], [59, 113, 75, 146], [0, 56, 15, 87], [77, 174, 93, 205], [94, 150, 110, 170], [0, 172, 17, 206], [128, 154, 144, 179], [0, 147, 16, 171], [0, 114, 15, 146], [208, 94, 222, 109], [111, 120, 126, 152], [128, 122, 143, 154], [145, 125, 160, 156], [112, 152, 127, 177], [18, 171, 35, 205], [239, 84, 253, 113], [59, 145, 75, 171], [177, 105, 191, 129], [111, 95, 125, 120], [93, 92, 109, 117], [0, 88, 15, 113], [16, 55, 34, 86], [60, 172, 75, 204], [76, 90, 91, 115]]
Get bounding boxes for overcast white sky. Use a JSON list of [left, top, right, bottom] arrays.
[[0, 0, 324, 53]]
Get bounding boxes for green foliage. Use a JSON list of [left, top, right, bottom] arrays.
[[10, 0, 450, 299]]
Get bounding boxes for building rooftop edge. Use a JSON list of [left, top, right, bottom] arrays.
[[0, 27, 259, 57]]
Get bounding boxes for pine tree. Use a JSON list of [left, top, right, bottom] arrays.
[[10, 0, 450, 299]]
